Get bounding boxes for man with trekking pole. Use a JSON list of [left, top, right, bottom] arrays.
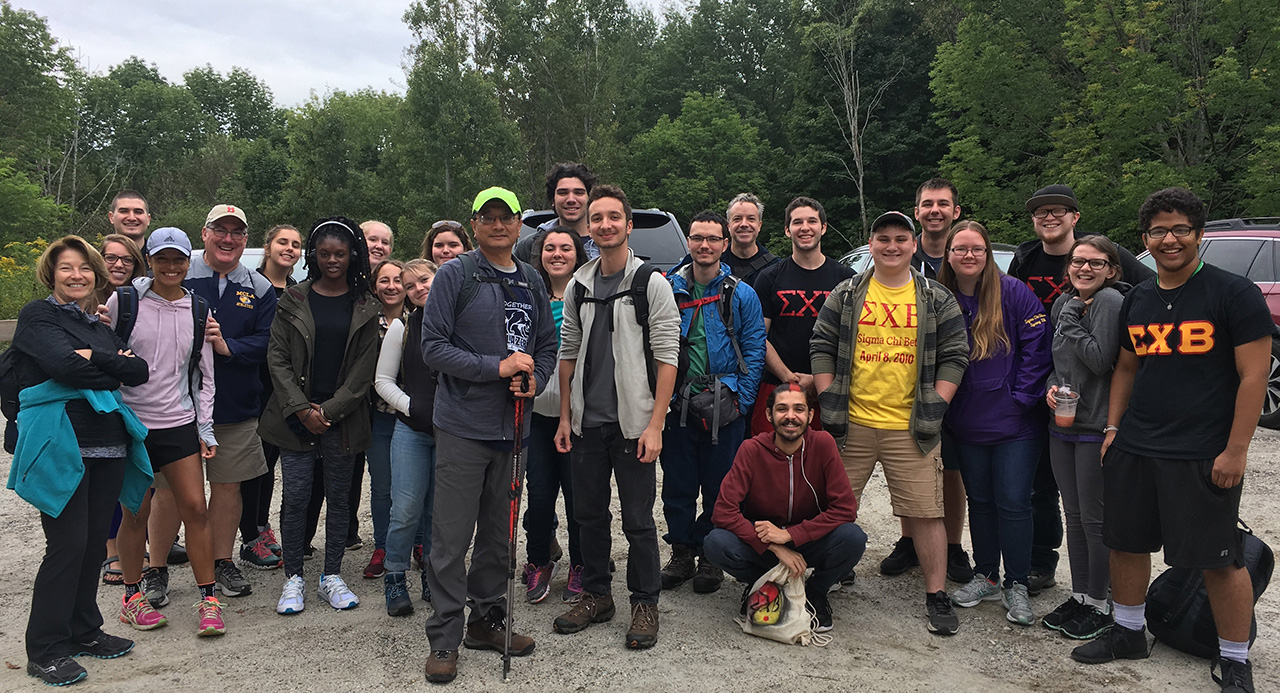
[[420, 186, 557, 684]]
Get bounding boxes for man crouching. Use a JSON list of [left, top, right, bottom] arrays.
[[704, 383, 867, 632]]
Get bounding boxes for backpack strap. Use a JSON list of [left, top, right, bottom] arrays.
[[573, 263, 663, 395], [717, 275, 748, 375], [454, 252, 539, 318], [114, 285, 139, 344]]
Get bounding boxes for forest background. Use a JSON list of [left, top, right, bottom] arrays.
[[2, 0, 1279, 318]]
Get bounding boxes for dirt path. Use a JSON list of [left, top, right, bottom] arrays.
[[1, 428, 1277, 691]]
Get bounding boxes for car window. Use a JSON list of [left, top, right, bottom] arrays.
[[1247, 240, 1276, 282], [1200, 239, 1263, 279]]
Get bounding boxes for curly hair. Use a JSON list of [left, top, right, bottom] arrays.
[[545, 162, 596, 206], [528, 225, 588, 292], [1138, 187, 1206, 232], [305, 216, 371, 296]]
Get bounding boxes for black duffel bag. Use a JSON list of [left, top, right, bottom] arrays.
[[1145, 519, 1273, 659]]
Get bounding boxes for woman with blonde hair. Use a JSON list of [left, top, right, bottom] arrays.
[[939, 221, 1053, 627]]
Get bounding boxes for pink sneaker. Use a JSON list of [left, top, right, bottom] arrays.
[[195, 596, 226, 637], [562, 565, 584, 603], [525, 562, 556, 603], [261, 528, 282, 556], [120, 591, 168, 630]]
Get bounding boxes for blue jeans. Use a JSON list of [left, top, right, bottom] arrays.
[[703, 524, 867, 595], [385, 420, 435, 574], [953, 435, 1043, 587], [523, 414, 579, 566], [660, 413, 746, 548], [364, 410, 396, 550]]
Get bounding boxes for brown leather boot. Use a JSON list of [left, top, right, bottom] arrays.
[[626, 602, 659, 649], [553, 592, 616, 634], [425, 650, 458, 684], [463, 612, 535, 656]]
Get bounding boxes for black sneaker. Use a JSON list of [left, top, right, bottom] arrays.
[[167, 541, 189, 565], [691, 555, 723, 594], [1061, 605, 1114, 640], [346, 534, 364, 551], [807, 586, 833, 632], [303, 544, 316, 561], [72, 632, 134, 659], [1041, 596, 1086, 631], [926, 591, 959, 635], [946, 544, 974, 583], [141, 566, 169, 608], [1070, 624, 1149, 664], [27, 657, 87, 686], [550, 536, 564, 563], [880, 537, 919, 576], [829, 568, 856, 593], [660, 544, 696, 590], [215, 558, 252, 597], [1027, 568, 1057, 596], [1213, 658, 1255, 693]]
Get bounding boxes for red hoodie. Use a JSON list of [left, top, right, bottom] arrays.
[[712, 429, 859, 554]]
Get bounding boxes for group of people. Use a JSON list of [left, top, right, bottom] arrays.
[[8, 161, 1271, 693]]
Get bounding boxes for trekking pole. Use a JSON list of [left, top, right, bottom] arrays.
[[504, 371, 530, 681]]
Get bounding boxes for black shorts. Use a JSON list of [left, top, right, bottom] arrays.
[[1101, 447, 1243, 570], [144, 422, 201, 471]]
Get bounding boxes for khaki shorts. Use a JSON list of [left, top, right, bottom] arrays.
[[152, 419, 268, 487], [840, 422, 943, 519]]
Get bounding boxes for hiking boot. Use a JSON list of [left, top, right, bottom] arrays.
[[660, 544, 696, 589], [120, 591, 168, 630], [240, 535, 283, 570], [72, 632, 134, 659], [167, 541, 189, 565], [363, 548, 387, 579], [626, 602, 659, 649], [195, 597, 226, 637], [464, 610, 536, 656], [951, 574, 1001, 608], [926, 591, 959, 636], [880, 537, 919, 576], [1042, 596, 1086, 632], [1070, 624, 1150, 664], [947, 544, 974, 583], [1027, 568, 1056, 596], [385, 571, 414, 617], [691, 555, 723, 594], [562, 565, 584, 603], [807, 586, 833, 633], [553, 593, 616, 634], [215, 559, 252, 597], [27, 657, 87, 686], [1213, 658, 1255, 693], [1002, 583, 1034, 626], [142, 567, 170, 608], [425, 650, 458, 684], [550, 536, 564, 563], [1061, 605, 1113, 640], [525, 562, 556, 603]]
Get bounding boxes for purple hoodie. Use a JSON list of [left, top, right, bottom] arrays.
[[944, 273, 1052, 445]]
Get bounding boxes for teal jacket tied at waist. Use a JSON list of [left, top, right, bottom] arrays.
[[6, 380, 153, 518]]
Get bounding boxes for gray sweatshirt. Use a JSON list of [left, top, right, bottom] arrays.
[[1048, 286, 1125, 434], [420, 250, 557, 441]]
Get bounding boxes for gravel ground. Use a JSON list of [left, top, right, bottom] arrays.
[[1, 427, 1277, 691]]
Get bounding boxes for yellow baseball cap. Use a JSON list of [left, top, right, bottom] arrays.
[[471, 187, 521, 215]]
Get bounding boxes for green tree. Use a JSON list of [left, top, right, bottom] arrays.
[[0, 1, 74, 175], [0, 157, 67, 246]]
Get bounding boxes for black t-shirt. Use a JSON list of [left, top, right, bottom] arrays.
[[725, 246, 779, 285], [1115, 263, 1275, 459], [912, 243, 942, 279], [752, 256, 855, 384], [1008, 232, 1154, 321], [309, 289, 353, 403]]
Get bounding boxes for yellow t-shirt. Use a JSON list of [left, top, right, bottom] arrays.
[[849, 277, 919, 430]]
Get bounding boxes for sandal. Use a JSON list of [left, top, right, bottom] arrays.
[[101, 556, 124, 586]]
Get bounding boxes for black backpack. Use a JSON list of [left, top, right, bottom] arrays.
[[454, 252, 542, 317], [1145, 519, 1273, 658], [0, 347, 21, 453], [573, 262, 664, 394], [114, 285, 210, 391]]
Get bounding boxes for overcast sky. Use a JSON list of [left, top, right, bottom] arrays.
[[25, 0, 669, 108]]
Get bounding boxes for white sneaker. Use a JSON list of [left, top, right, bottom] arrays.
[[318, 574, 359, 610], [277, 575, 306, 614]]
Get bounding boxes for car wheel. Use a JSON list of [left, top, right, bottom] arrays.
[[1260, 337, 1280, 430]]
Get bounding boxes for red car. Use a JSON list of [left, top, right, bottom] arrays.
[[1137, 218, 1280, 428]]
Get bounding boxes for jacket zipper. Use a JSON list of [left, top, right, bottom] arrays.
[[786, 453, 794, 524]]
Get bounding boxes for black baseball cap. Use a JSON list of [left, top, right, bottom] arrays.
[[1025, 184, 1079, 213]]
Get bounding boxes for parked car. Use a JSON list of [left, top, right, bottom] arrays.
[[519, 209, 689, 270], [839, 242, 1017, 274], [192, 248, 309, 284], [1136, 218, 1280, 428]]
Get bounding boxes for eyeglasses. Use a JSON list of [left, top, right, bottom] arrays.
[[1144, 225, 1195, 240], [475, 213, 519, 226], [687, 235, 726, 245], [948, 246, 987, 257], [1031, 207, 1073, 220], [208, 226, 249, 239], [431, 220, 462, 231], [1069, 257, 1111, 270], [103, 254, 136, 267]]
